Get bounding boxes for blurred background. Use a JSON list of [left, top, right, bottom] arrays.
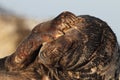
[[0, 0, 120, 58]]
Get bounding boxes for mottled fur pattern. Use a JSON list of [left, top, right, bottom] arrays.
[[0, 11, 119, 80]]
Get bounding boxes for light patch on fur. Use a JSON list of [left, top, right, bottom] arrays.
[[42, 75, 50, 80]]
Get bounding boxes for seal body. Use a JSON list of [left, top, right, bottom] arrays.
[[38, 14, 120, 80], [0, 11, 119, 80]]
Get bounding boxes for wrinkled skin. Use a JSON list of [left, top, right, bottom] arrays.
[[0, 11, 120, 80]]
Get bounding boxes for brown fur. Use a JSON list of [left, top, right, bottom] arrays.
[[0, 11, 119, 80]]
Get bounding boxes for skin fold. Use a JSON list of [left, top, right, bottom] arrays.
[[0, 11, 119, 80], [5, 11, 78, 71]]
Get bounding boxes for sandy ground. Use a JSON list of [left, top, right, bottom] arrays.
[[0, 10, 39, 58]]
